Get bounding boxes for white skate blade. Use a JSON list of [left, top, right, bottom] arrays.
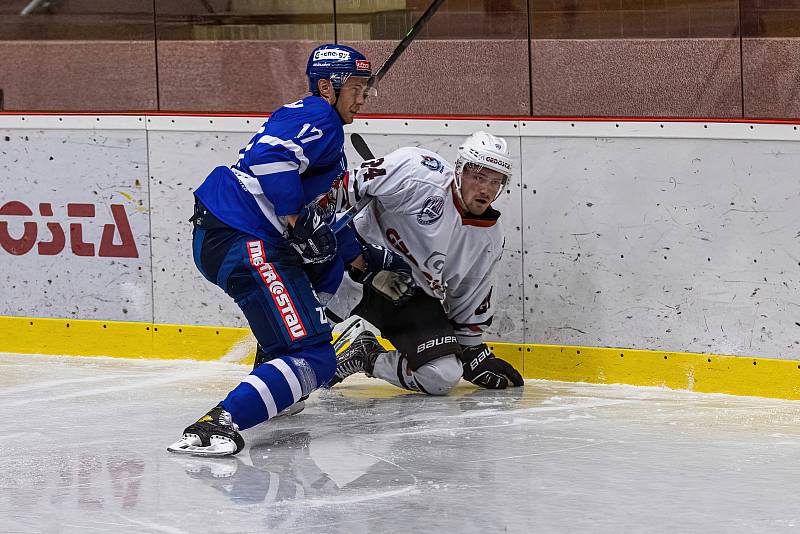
[[167, 434, 239, 457], [271, 399, 305, 419]]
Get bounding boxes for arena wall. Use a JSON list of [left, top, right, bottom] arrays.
[[2, 114, 799, 398], [4, 38, 800, 119]]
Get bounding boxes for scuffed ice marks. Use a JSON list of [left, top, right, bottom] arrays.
[[0, 454, 146, 514], [6, 355, 800, 532]]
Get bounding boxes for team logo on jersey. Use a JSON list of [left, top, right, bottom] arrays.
[[475, 288, 492, 315], [417, 196, 444, 226], [423, 251, 446, 274], [420, 155, 444, 173], [317, 170, 347, 222], [355, 60, 371, 71]]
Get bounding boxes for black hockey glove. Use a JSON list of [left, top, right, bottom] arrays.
[[287, 204, 337, 265], [348, 242, 417, 305], [460, 344, 524, 389]]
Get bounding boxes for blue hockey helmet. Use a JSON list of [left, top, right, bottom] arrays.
[[306, 44, 373, 94]]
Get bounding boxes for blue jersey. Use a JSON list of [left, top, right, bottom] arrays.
[[194, 96, 360, 294], [196, 96, 349, 246]]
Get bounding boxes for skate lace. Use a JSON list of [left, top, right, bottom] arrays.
[[337, 336, 378, 376], [338, 346, 365, 375], [215, 408, 239, 431]]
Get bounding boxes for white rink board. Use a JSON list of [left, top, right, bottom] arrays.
[[521, 135, 800, 358], [147, 127, 252, 328], [0, 121, 152, 321], [2, 115, 800, 359]]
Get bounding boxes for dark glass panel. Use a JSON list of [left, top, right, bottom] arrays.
[[0, 0, 155, 40], [531, 0, 740, 39], [155, 0, 334, 41], [742, 0, 800, 37]]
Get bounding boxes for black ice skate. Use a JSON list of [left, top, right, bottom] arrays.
[[167, 404, 245, 457], [329, 329, 385, 387]]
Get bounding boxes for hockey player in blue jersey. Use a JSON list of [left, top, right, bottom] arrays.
[[167, 44, 391, 456]]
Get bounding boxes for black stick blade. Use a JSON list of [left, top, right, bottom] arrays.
[[350, 133, 375, 161]]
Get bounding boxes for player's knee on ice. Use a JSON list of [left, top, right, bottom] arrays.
[[413, 355, 463, 396]]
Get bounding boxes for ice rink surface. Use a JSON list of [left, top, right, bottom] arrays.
[[3, 353, 800, 534]]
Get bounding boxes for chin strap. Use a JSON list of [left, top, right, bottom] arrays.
[[451, 166, 468, 211], [454, 189, 469, 214]]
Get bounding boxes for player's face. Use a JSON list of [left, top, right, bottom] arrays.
[[335, 76, 370, 124], [459, 165, 506, 215]]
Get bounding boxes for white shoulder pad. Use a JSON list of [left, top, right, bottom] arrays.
[[388, 146, 454, 190], [347, 146, 453, 207]]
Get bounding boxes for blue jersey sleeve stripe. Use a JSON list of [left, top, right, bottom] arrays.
[[239, 164, 303, 217], [256, 135, 309, 172], [229, 168, 289, 232], [250, 161, 299, 176], [232, 169, 266, 194]]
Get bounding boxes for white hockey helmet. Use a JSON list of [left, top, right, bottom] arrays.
[[454, 131, 513, 202]]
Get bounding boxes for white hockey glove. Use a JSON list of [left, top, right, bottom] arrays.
[[348, 242, 417, 305]]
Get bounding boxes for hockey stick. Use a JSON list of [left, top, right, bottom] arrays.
[[331, 195, 372, 233], [330, 1, 445, 233], [331, 133, 375, 233], [350, 132, 375, 160], [331, 0, 446, 232], [367, 0, 447, 91]]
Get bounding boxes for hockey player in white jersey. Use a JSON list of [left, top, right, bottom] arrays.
[[327, 131, 524, 395]]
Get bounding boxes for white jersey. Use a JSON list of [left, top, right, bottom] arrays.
[[337, 146, 504, 346]]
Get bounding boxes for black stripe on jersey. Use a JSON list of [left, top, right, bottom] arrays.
[[396, 358, 411, 390], [353, 171, 363, 201]]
